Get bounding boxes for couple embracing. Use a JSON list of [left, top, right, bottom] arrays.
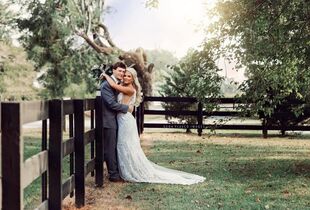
[[100, 61, 205, 185]]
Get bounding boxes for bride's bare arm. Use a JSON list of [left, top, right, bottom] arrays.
[[101, 73, 135, 96]]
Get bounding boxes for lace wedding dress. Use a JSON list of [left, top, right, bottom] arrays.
[[116, 92, 206, 185]]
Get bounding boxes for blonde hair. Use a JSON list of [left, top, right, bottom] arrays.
[[126, 67, 142, 106]]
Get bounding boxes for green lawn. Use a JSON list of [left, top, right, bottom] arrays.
[[119, 135, 310, 209], [22, 130, 310, 209]]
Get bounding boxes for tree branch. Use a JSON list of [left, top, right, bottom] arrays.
[[98, 23, 120, 50], [76, 30, 115, 55]]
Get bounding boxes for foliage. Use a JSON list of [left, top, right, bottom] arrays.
[[208, 0, 310, 128], [0, 1, 15, 43], [145, 49, 178, 95], [159, 44, 223, 128], [16, 0, 158, 99], [0, 41, 38, 100], [64, 81, 96, 99], [16, 0, 108, 99], [145, 0, 159, 8]]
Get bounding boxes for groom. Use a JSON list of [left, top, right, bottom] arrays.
[[100, 61, 132, 182]]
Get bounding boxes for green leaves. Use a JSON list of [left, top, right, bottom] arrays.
[[16, 0, 104, 99], [0, 1, 16, 43], [209, 0, 310, 128], [159, 45, 224, 127]]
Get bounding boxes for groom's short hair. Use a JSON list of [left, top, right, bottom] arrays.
[[112, 61, 126, 70]]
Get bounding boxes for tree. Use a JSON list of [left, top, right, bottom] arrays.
[[76, 29, 155, 98], [17, 0, 155, 98], [16, 0, 105, 98], [67, 0, 155, 98], [208, 0, 310, 132], [159, 44, 223, 131]]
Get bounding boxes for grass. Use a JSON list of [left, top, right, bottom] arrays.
[[23, 135, 43, 209], [21, 129, 310, 209], [118, 133, 310, 209]]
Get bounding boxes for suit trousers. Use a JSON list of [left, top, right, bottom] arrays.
[[103, 127, 120, 179]]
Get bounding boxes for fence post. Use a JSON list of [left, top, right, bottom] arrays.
[[0, 101, 1, 210], [91, 109, 95, 177], [1, 102, 23, 210], [41, 119, 48, 202], [74, 100, 85, 207], [49, 99, 63, 210], [95, 96, 104, 187], [141, 99, 145, 134], [69, 114, 74, 198], [136, 106, 141, 135], [262, 118, 268, 138], [197, 102, 203, 136]]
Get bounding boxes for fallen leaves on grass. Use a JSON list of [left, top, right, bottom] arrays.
[[196, 149, 202, 154], [244, 189, 252, 194], [282, 190, 292, 198]]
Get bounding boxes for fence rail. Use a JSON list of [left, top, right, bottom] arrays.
[[135, 96, 310, 137]]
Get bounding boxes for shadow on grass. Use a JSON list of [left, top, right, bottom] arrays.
[[156, 141, 310, 181]]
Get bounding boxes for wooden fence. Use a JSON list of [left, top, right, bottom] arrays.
[[0, 97, 104, 210], [1, 96, 310, 209], [135, 96, 310, 137]]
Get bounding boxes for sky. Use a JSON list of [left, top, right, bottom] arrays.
[[103, 0, 213, 58], [103, 0, 245, 82]]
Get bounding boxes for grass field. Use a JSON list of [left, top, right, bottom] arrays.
[[22, 129, 310, 209], [117, 132, 310, 210]]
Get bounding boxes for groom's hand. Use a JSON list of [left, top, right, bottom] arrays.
[[128, 105, 134, 113], [99, 72, 107, 80]]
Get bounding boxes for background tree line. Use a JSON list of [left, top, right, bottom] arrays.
[[1, 0, 309, 131]]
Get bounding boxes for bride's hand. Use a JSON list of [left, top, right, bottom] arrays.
[[128, 105, 134, 113]]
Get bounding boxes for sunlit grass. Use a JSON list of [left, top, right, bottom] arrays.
[[22, 129, 310, 209], [120, 135, 310, 209]]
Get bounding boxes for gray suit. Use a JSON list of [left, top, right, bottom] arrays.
[[101, 80, 128, 179]]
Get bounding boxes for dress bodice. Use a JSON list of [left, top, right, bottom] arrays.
[[117, 91, 136, 106]]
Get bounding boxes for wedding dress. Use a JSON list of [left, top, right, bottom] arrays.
[[116, 92, 206, 185]]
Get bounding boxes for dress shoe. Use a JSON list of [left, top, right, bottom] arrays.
[[109, 177, 125, 183]]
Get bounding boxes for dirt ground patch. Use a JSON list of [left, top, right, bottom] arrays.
[[63, 176, 136, 210]]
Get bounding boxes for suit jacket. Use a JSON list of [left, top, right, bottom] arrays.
[[100, 80, 128, 128]]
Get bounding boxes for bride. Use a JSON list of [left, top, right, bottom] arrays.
[[101, 67, 205, 185]]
